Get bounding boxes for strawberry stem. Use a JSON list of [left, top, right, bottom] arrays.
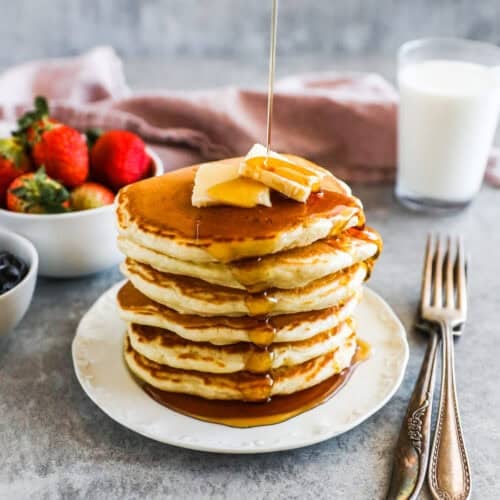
[[85, 128, 103, 149]]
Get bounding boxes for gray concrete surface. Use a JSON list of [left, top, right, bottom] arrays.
[[1, 0, 500, 65], [0, 59, 499, 499]]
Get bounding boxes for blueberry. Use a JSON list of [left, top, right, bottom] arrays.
[[0, 251, 29, 295]]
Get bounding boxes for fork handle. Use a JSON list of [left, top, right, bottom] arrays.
[[386, 331, 438, 500], [428, 321, 471, 500]]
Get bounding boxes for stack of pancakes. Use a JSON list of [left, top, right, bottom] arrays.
[[116, 159, 382, 403]]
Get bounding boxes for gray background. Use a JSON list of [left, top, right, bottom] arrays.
[[1, 2, 500, 499], [1, 0, 500, 66]]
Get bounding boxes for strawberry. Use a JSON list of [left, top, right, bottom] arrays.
[[0, 138, 32, 207], [71, 182, 115, 211], [15, 97, 89, 188], [6, 167, 70, 214], [90, 130, 150, 191]]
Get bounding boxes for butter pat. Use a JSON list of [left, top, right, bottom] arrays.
[[240, 144, 332, 202], [208, 177, 272, 208], [192, 161, 271, 208]]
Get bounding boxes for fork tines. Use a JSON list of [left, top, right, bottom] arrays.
[[421, 234, 467, 323]]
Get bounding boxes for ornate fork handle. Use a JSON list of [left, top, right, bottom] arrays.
[[428, 321, 471, 500], [387, 331, 439, 500]]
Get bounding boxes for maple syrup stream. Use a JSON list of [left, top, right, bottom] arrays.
[[266, 0, 278, 156]]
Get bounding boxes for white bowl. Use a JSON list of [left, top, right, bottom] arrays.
[[0, 228, 38, 336], [0, 148, 163, 278]]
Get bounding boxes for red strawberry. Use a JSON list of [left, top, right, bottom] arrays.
[[0, 138, 32, 207], [90, 130, 150, 191], [71, 182, 115, 211], [15, 97, 89, 188], [6, 168, 70, 214]]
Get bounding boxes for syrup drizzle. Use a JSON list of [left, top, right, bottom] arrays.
[[194, 218, 201, 243], [248, 317, 276, 346], [245, 290, 279, 316], [245, 346, 275, 373]]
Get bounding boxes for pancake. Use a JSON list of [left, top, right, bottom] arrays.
[[118, 281, 361, 345], [121, 258, 368, 317], [127, 320, 354, 374], [118, 226, 381, 292], [116, 160, 365, 264], [124, 333, 357, 401]]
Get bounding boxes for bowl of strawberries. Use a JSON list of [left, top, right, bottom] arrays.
[[0, 97, 163, 277]]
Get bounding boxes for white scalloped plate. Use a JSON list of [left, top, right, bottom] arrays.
[[72, 282, 408, 453]]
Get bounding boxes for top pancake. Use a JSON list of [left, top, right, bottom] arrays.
[[117, 159, 365, 263]]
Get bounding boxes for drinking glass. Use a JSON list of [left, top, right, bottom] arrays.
[[395, 38, 500, 213]]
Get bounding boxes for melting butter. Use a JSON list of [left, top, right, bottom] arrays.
[[192, 160, 270, 208], [207, 177, 271, 208]]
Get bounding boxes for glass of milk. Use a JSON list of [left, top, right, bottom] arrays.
[[396, 38, 500, 212]]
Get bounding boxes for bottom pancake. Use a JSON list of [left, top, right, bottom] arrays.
[[124, 334, 357, 402]]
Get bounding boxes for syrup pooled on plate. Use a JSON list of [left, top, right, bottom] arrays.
[[142, 341, 370, 428]]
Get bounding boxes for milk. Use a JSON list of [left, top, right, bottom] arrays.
[[396, 60, 500, 202]]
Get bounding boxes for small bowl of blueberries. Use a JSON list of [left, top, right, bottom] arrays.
[[0, 228, 38, 336]]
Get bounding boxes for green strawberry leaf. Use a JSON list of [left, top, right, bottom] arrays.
[[11, 187, 28, 197], [17, 96, 49, 129], [34, 96, 49, 115], [12, 167, 70, 213], [13, 96, 52, 147]]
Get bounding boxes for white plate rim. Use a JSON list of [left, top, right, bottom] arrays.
[[72, 281, 409, 454]]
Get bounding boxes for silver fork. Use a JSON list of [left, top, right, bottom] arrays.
[[387, 240, 441, 500], [422, 234, 471, 500], [386, 236, 468, 500]]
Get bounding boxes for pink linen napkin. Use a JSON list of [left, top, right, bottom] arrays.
[[0, 46, 398, 183], [3, 46, 498, 186]]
